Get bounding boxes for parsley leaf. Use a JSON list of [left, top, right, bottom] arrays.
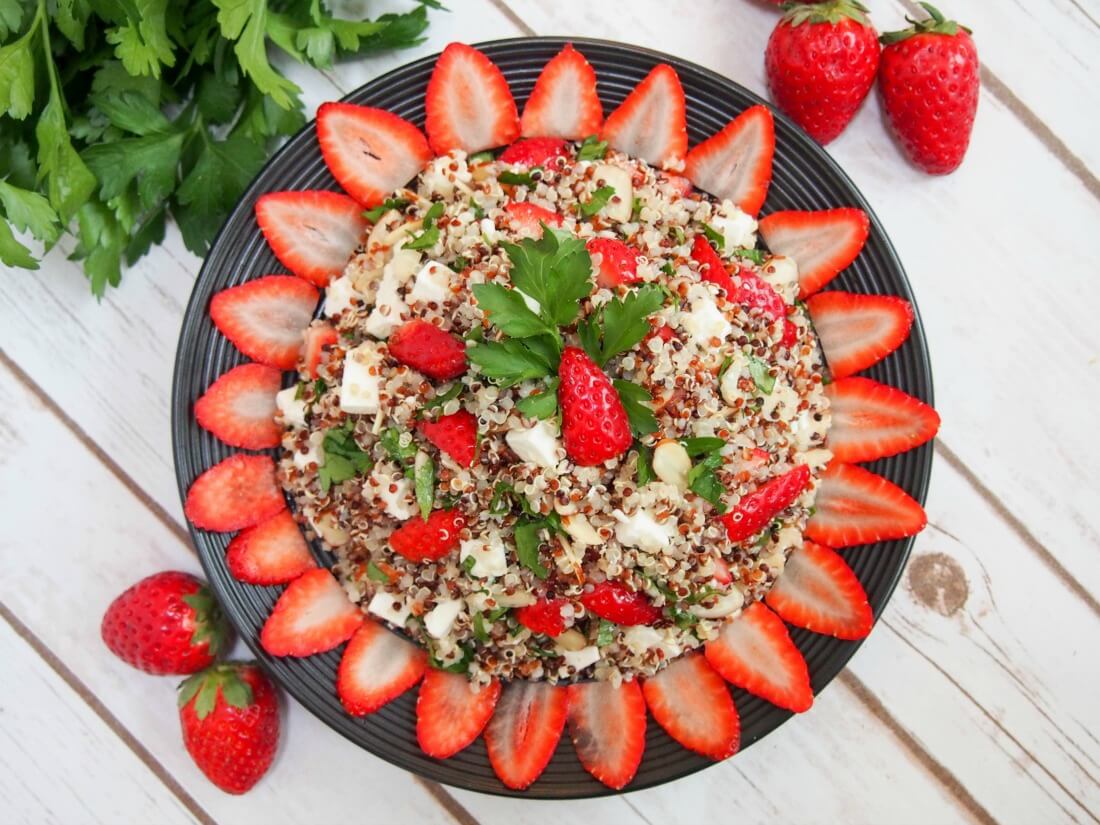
[[499, 167, 541, 186], [613, 380, 659, 437], [414, 451, 436, 520], [472, 282, 556, 339], [733, 246, 766, 266], [380, 427, 419, 469], [366, 561, 390, 583], [405, 201, 443, 250], [467, 338, 554, 387], [701, 223, 725, 248], [576, 134, 608, 161], [318, 422, 373, 492], [636, 441, 655, 485], [514, 519, 550, 579], [686, 450, 727, 511], [578, 283, 666, 366], [682, 437, 724, 457], [469, 197, 485, 220], [0, 180, 60, 249], [596, 619, 616, 646], [748, 356, 776, 394], [363, 197, 409, 223], [579, 185, 615, 218], [449, 255, 470, 273], [468, 150, 494, 164], [671, 225, 686, 245], [419, 382, 463, 416], [501, 226, 593, 328], [472, 611, 489, 641], [515, 377, 560, 419]]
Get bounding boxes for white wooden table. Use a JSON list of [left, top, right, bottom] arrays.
[[3, 1, 1098, 822]]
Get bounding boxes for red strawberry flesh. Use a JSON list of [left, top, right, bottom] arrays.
[[520, 43, 604, 139], [684, 104, 775, 216], [226, 510, 317, 586], [557, 346, 632, 466], [260, 568, 363, 657], [515, 598, 569, 636], [484, 681, 568, 790], [185, 454, 285, 533], [806, 291, 914, 378], [417, 670, 502, 759], [499, 137, 570, 167], [758, 208, 870, 298], [580, 582, 661, 626], [766, 541, 873, 639], [600, 63, 688, 170], [806, 462, 927, 547], [337, 620, 427, 715], [825, 376, 940, 462], [642, 653, 740, 760], [417, 410, 478, 468], [586, 237, 640, 288], [425, 42, 520, 155], [209, 275, 318, 371], [255, 190, 366, 287], [194, 363, 282, 450], [566, 679, 646, 790], [389, 509, 466, 563], [388, 319, 467, 380], [720, 464, 811, 543]]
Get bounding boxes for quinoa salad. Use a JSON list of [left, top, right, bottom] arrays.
[[273, 142, 833, 688]]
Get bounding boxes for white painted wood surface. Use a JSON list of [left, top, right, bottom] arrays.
[[2, 1, 1097, 823]]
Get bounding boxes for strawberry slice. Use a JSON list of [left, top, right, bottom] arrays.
[[417, 410, 478, 468], [389, 509, 466, 563], [520, 43, 604, 139], [194, 363, 282, 450], [499, 137, 570, 167], [388, 319, 467, 380], [566, 679, 646, 790], [336, 620, 427, 715], [425, 42, 520, 155], [806, 291, 914, 379], [684, 105, 775, 216], [484, 681, 569, 790], [514, 598, 569, 636], [690, 236, 791, 335], [642, 653, 740, 760], [758, 208, 870, 297], [558, 346, 633, 466], [255, 190, 366, 287], [580, 582, 662, 626], [504, 201, 562, 237], [825, 376, 940, 462], [416, 670, 502, 758], [600, 64, 688, 170], [210, 275, 318, 370], [226, 510, 317, 585], [720, 464, 811, 543], [586, 237, 640, 288], [704, 601, 813, 712], [806, 462, 927, 547], [303, 322, 339, 379], [766, 542, 873, 639], [260, 568, 363, 657], [316, 103, 432, 207], [185, 455, 285, 533], [690, 233, 738, 293]]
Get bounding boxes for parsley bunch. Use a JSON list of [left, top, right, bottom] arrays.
[[0, 0, 439, 295]]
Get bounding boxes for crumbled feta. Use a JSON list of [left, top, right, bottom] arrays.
[[460, 537, 507, 578], [368, 468, 415, 520], [592, 163, 633, 222], [276, 386, 307, 428], [324, 274, 360, 318], [339, 342, 383, 414], [622, 625, 683, 659], [424, 597, 464, 639], [560, 645, 601, 672], [407, 261, 452, 306], [364, 249, 420, 338], [293, 430, 324, 471], [613, 508, 676, 553], [760, 379, 800, 420], [505, 419, 562, 469], [719, 352, 748, 406], [479, 217, 499, 245], [711, 201, 758, 250], [368, 591, 412, 626], [791, 407, 831, 452], [682, 285, 731, 348], [760, 254, 799, 304]]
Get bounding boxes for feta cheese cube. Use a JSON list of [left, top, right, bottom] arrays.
[[275, 386, 307, 428], [424, 597, 464, 639], [613, 508, 677, 553], [682, 285, 731, 348], [759, 255, 799, 304], [368, 591, 412, 626], [293, 430, 324, 471], [711, 201, 758, 250], [460, 537, 507, 578], [339, 342, 383, 414], [505, 419, 563, 469], [368, 467, 415, 520], [592, 163, 633, 222], [324, 274, 360, 318], [560, 645, 601, 672], [407, 261, 452, 307]]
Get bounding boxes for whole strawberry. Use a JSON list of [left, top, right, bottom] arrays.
[[557, 346, 633, 466], [102, 571, 231, 675], [765, 1, 880, 145], [879, 3, 978, 174], [178, 663, 279, 794]]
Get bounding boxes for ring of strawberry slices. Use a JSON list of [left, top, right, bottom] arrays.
[[183, 42, 940, 791]]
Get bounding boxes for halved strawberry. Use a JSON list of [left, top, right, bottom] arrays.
[[316, 103, 433, 207], [691, 233, 738, 294], [226, 510, 317, 585], [255, 190, 367, 287], [194, 363, 282, 450], [425, 42, 520, 155], [601, 64, 688, 171], [336, 620, 427, 715], [641, 653, 739, 760], [388, 319, 467, 380], [484, 681, 569, 790], [758, 208, 870, 297], [566, 679, 646, 790], [185, 455, 285, 533], [520, 43, 603, 139], [417, 670, 502, 758], [684, 105, 774, 216], [389, 509, 466, 563], [587, 237, 640, 288], [499, 137, 570, 167], [303, 323, 339, 380], [825, 376, 940, 462], [704, 601, 813, 713], [766, 542, 873, 639], [504, 201, 562, 237], [806, 462, 927, 547], [720, 464, 811, 543], [260, 568, 363, 657], [806, 291, 914, 378], [514, 598, 569, 637], [417, 410, 478, 468], [210, 276, 319, 370]]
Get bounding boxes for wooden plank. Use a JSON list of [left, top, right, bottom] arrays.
[[0, 617, 201, 825]]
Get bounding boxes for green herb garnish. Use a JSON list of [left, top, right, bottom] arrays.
[[419, 382, 463, 417], [318, 421, 373, 492], [498, 167, 541, 187], [701, 223, 725, 248], [468, 150, 494, 164], [577, 283, 666, 367], [413, 452, 436, 520], [631, 196, 644, 221], [472, 611, 489, 641], [748, 356, 776, 394], [469, 197, 486, 220], [636, 441, 655, 485], [596, 619, 616, 647], [366, 561, 390, 583], [514, 519, 550, 579], [732, 246, 766, 266], [579, 185, 615, 218], [405, 201, 444, 250], [449, 255, 470, 273], [363, 197, 409, 223], [515, 378, 560, 419], [576, 134, 608, 161], [613, 380, 659, 438]]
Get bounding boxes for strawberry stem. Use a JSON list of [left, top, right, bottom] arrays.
[[880, 2, 972, 44], [781, 0, 871, 27]]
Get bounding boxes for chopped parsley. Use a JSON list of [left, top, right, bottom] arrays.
[[701, 223, 725, 248], [596, 619, 616, 646], [413, 452, 436, 520], [448, 255, 470, 273], [576, 135, 608, 161], [514, 519, 550, 579], [404, 201, 444, 250], [613, 380, 659, 438], [577, 283, 666, 367], [579, 185, 615, 218], [469, 197, 486, 221], [733, 246, 766, 266], [363, 197, 409, 223], [467, 150, 494, 164], [365, 561, 390, 583], [636, 441, 655, 485], [418, 382, 464, 417], [748, 355, 776, 394], [515, 378, 560, 419], [683, 437, 728, 511], [318, 422, 373, 493], [498, 167, 541, 187]]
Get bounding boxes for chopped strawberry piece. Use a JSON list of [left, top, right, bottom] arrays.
[[642, 653, 740, 760], [586, 237, 640, 288], [387, 319, 467, 380], [650, 323, 676, 343], [210, 275, 319, 370], [825, 376, 940, 462], [806, 462, 926, 547], [389, 509, 466, 563], [336, 620, 427, 715], [514, 598, 569, 636], [194, 363, 282, 450], [185, 455, 285, 533], [303, 322, 339, 379], [684, 105, 775, 216], [758, 208, 870, 297], [580, 582, 661, 626], [417, 410, 478, 468], [484, 682, 568, 790], [226, 510, 317, 585], [736, 265, 792, 333], [558, 347, 633, 466], [416, 670, 502, 758], [720, 464, 811, 543], [806, 291, 914, 378], [425, 42, 520, 155], [690, 234, 738, 294], [520, 43, 604, 139], [259, 568, 363, 657], [504, 201, 562, 237], [662, 173, 693, 197], [316, 102, 432, 207], [711, 556, 733, 584], [766, 541, 873, 639], [600, 64, 688, 170], [705, 601, 813, 712], [499, 137, 570, 167], [566, 679, 646, 790], [255, 190, 367, 287]]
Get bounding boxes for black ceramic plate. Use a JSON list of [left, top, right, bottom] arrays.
[[172, 37, 934, 798]]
